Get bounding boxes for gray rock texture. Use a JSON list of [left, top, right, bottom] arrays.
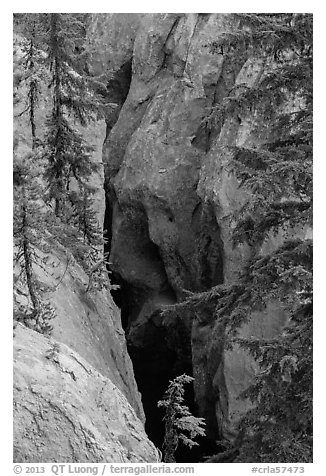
[[102, 13, 292, 442], [13, 38, 144, 420], [13, 26, 148, 462], [37, 245, 144, 422], [13, 13, 309, 460], [13, 324, 160, 463]]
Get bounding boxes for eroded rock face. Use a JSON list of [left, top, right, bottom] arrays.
[[13, 29, 144, 423], [13, 241, 144, 422], [105, 14, 231, 313], [13, 324, 160, 463], [102, 13, 289, 445]]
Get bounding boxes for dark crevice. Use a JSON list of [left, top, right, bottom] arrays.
[[106, 60, 132, 104], [161, 17, 181, 72], [103, 200, 224, 461], [103, 186, 128, 314], [104, 59, 133, 141], [103, 190, 226, 460], [103, 185, 115, 251], [191, 201, 224, 290], [102, 57, 224, 461], [127, 309, 217, 462]]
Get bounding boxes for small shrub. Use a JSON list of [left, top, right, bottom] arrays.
[[158, 374, 206, 462]]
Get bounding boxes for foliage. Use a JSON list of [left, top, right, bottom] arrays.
[[36, 13, 100, 220], [13, 14, 112, 335], [211, 14, 313, 463], [158, 374, 206, 463], [164, 13, 312, 463], [13, 147, 56, 335], [13, 15, 47, 145]]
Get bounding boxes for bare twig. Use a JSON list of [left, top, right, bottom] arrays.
[[53, 254, 71, 290]]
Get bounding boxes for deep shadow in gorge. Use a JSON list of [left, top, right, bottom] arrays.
[[101, 52, 222, 461], [103, 198, 219, 462], [128, 341, 218, 462]]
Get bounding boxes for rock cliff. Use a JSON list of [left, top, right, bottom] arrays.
[[101, 13, 291, 448], [13, 13, 310, 463], [14, 241, 144, 422], [14, 323, 159, 462], [13, 25, 150, 462]]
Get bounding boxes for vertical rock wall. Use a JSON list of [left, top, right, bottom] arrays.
[[13, 20, 151, 462], [100, 13, 290, 445], [14, 324, 160, 463]]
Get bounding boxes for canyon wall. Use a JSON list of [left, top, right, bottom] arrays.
[[101, 13, 290, 445], [14, 23, 152, 461], [14, 323, 159, 463], [13, 13, 307, 462]]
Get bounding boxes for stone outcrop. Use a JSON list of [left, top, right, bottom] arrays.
[[13, 44, 144, 420], [102, 13, 290, 445], [26, 244, 144, 422], [13, 13, 308, 461], [13, 323, 160, 463]]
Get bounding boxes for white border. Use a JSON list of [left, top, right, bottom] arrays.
[[2, 4, 324, 474]]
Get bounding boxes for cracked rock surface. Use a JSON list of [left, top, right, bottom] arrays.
[[13, 324, 160, 463], [102, 13, 293, 442]]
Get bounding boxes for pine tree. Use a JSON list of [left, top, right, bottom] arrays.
[[38, 13, 107, 290], [15, 14, 105, 246], [13, 13, 47, 147], [14, 23, 57, 335], [13, 14, 109, 334], [163, 14, 313, 463], [158, 374, 206, 462], [209, 14, 313, 463], [13, 147, 56, 335], [40, 13, 99, 220]]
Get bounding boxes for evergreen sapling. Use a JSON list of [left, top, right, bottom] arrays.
[[158, 374, 206, 462]]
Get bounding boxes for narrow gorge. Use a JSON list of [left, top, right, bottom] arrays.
[[13, 13, 313, 464], [98, 12, 294, 460]]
